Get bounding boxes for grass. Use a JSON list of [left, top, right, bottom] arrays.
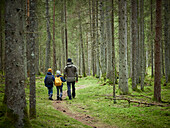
[[0, 75, 91, 128], [0, 74, 170, 128], [69, 76, 170, 128]]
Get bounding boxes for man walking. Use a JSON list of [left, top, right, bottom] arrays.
[[64, 58, 78, 100]]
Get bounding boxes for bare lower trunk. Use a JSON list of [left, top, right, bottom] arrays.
[[118, 0, 128, 94], [131, 0, 138, 90], [154, 0, 162, 102]]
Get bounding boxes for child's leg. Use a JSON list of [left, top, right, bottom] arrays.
[[60, 86, 63, 98], [57, 87, 59, 100], [48, 87, 53, 100]]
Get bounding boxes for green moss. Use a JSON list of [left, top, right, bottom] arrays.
[[23, 107, 32, 128], [0, 104, 17, 128]]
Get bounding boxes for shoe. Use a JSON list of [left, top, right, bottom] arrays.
[[57, 96, 59, 100], [59, 97, 62, 101], [49, 97, 53, 100]]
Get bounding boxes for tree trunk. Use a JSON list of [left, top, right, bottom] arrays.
[[112, 0, 116, 103], [106, 0, 113, 81], [164, 0, 170, 83], [0, 8, 2, 73], [92, 0, 96, 76], [118, 0, 128, 94], [78, 9, 86, 77], [88, 0, 92, 76], [99, 0, 106, 80], [23, 0, 27, 78], [151, 0, 154, 77], [5, 0, 30, 127], [61, 0, 65, 73], [96, 0, 100, 78], [26, 0, 30, 77], [45, 0, 51, 72], [29, 0, 36, 119], [139, 0, 145, 91], [131, 0, 137, 90], [53, 0, 57, 73], [64, 0, 68, 62], [154, 0, 162, 102]]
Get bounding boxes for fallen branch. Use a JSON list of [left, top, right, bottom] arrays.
[[95, 94, 152, 99], [105, 98, 169, 107]]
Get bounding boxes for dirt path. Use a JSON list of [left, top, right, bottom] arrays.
[[52, 85, 116, 128]]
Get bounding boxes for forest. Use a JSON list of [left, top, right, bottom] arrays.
[[0, 0, 170, 128]]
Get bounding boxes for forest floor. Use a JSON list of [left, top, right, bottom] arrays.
[[52, 85, 115, 128], [0, 74, 170, 128]]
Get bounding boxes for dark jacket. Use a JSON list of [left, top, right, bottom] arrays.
[[64, 62, 78, 82], [56, 75, 66, 87], [44, 72, 55, 88]]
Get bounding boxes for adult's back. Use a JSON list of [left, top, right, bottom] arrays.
[[64, 59, 78, 82]]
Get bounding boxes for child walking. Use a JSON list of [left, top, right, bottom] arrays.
[[55, 70, 66, 101], [44, 68, 55, 100]]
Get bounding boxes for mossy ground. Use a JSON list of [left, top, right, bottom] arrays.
[[0, 73, 170, 128]]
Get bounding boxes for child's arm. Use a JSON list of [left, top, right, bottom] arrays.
[[52, 75, 55, 81], [44, 76, 47, 84], [61, 77, 66, 82]]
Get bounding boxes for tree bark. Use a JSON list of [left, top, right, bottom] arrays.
[[106, 0, 113, 81], [53, 0, 57, 73], [92, 0, 96, 76], [164, 0, 170, 83], [154, 0, 162, 102], [29, 0, 36, 119], [45, 0, 51, 72], [88, 0, 92, 76], [26, 0, 30, 77], [0, 8, 2, 73], [131, 0, 138, 90], [151, 0, 154, 77], [112, 0, 116, 103], [118, 0, 129, 94], [96, 0, 100, 78], [139, 0, 145, 91], [78, 9, 86, 77], [64, 0, 68, 62], [5, 0, 30, 127], [99, 0, 106, 80], [61, 0, 65, 73]]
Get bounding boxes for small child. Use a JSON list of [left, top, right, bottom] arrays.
[[44, 68, 55, 100], [55, 70, 66, 100]]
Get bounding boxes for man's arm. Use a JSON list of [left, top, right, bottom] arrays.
[[63, 66, 67, 79], [75, 67, 78, 82]]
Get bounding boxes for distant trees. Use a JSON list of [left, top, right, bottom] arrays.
[[2, 0, 170, 111]]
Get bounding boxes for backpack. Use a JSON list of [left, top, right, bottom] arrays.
[[55, 76, 62, 86], [46, 75, 53, 85]]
